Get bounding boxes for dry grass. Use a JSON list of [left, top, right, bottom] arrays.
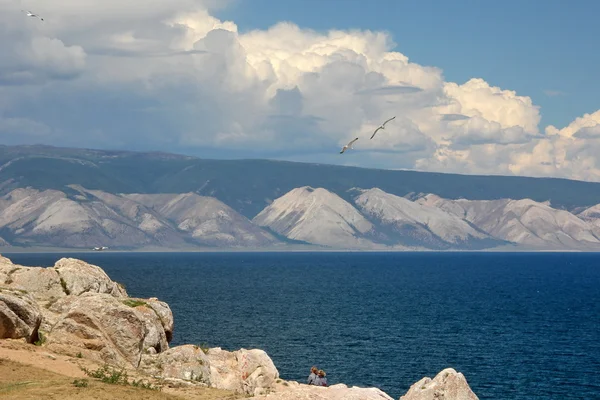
[[0, 340, 247, 400]]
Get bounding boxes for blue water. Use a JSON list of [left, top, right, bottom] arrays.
[[5, 252, 600, 399]]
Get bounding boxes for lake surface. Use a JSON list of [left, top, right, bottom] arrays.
[[5, 252, 600, 399]]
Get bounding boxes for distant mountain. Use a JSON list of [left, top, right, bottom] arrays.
[[353, 188, 502, 249], [0, 187, 279, 249], [2, 144, 600, 251], [2, 144, 600, 219], [253, 187, 383, 249], [125, 193, 276, 247], [418, 194, 600, 250]]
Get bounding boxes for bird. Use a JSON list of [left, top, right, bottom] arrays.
[[370, 116, 396, 139], [22, 10, 44, 21], [340, 137, 359, 154]]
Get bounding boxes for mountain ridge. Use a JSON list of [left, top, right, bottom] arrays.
[[2, 144, 600, 219]]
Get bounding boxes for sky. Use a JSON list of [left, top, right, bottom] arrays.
[[1, 0, 600, 181]]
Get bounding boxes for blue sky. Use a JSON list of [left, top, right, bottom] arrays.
[[216, 0, 600, 129]]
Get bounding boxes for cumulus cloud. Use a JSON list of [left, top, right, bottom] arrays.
[[0, 0, 599, 181]]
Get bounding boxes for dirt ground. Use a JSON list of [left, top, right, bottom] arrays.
[[0, 340, 246, 400]]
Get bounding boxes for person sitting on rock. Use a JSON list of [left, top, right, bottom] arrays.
[[307, 366, 319, 385], [314, 369, 327, 386]]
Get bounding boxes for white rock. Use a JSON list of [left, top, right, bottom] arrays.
[[400, 368, 479, 400], [206, 347, 279, 395]]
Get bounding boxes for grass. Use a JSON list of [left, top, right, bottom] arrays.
[[198, 343, 210, 354], [121, 299, 146, 308], [81, 364, 159, 391], [0, 381, 36, 393], [72, 379, 88, 388], [1, 358, 243, 399], [59, 278, 70, 295], [34, 331, 46, 347]]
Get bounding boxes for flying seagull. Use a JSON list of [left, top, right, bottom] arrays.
[[370, 116, 396, 139], [22, 10, 44, 21], [340, 137, 359, 154]]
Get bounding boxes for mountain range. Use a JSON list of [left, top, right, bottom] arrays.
[[1, 144, 600, 251]]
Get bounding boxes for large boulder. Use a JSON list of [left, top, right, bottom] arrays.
[[140, 345, 279, 395], [0, 287, 42, 343], [140, 344, 211, 384], [206, 347, 279, 395], [53, 258, 128, 297], [45, 293, 171, 367], [0, 257, 127, 302], [400, 368, 479, 400], [5, 266, 65, 300]]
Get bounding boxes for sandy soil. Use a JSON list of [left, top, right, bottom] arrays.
[[0, 339, 246, 400]]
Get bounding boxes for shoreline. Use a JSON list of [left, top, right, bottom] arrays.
[[0, 245, 592, 254]]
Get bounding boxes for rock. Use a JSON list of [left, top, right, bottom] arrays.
[[247, 382, 395, 400], [134, 301, 169, 354], [0, 257, 127, 301], [206, 347, 279, 395], [140, 344, 211, 385], [6, 266, 65, 300], [400, 368, 479, 400], [145, 298, 173, 342], [45, 293, 169, 367], [0, 287, 42, 343], [140, 345, 279, 395], [0, 255, 13, 265], [53, 258, 128, 297]]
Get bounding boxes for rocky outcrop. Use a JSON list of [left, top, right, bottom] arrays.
[[400, 368, 479, 400], [140, 344, 212, 385], [0, 287, 42, 343], [0, 256, 163, 367], [246, 381, 395, 399], [44, 294, 170, 367], [206, 347, 279, 395], [139, 346, 279, 396], [53, 258, 128, 297], [0, 257, 127, 301]]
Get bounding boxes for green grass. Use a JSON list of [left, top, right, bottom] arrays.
[[122, 299, 147, 308], [198, 343, 210, 354], [0, 381, 36, 393], [72, 379, 89, 388], [34, 331, 46, 347], [81, 364, 159, 390], [59, 278, 70, 295]]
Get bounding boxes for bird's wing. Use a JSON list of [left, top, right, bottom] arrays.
[[382, 116, 396, 127], [348, 137, 359, 146], [370, 127, 382, 139]]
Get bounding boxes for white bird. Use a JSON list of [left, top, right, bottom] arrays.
[[340, 137, 359, 154], [370, 116, 396, 139], [22, 10, 44, 21]]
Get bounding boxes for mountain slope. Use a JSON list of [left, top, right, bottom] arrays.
[[2, 144, 600, 219], [0, 188, 159, 248], [353, 188, 502, 249], [418, 194, 600, 249], [0, 187, 280, 249], [253, 187, 381, 249], [125, 193, 278, 247]]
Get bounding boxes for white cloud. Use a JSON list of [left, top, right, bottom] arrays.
[[0, 0, 599, 181]]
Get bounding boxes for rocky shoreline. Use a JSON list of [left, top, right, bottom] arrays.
[[0, 254, 479, 399]]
